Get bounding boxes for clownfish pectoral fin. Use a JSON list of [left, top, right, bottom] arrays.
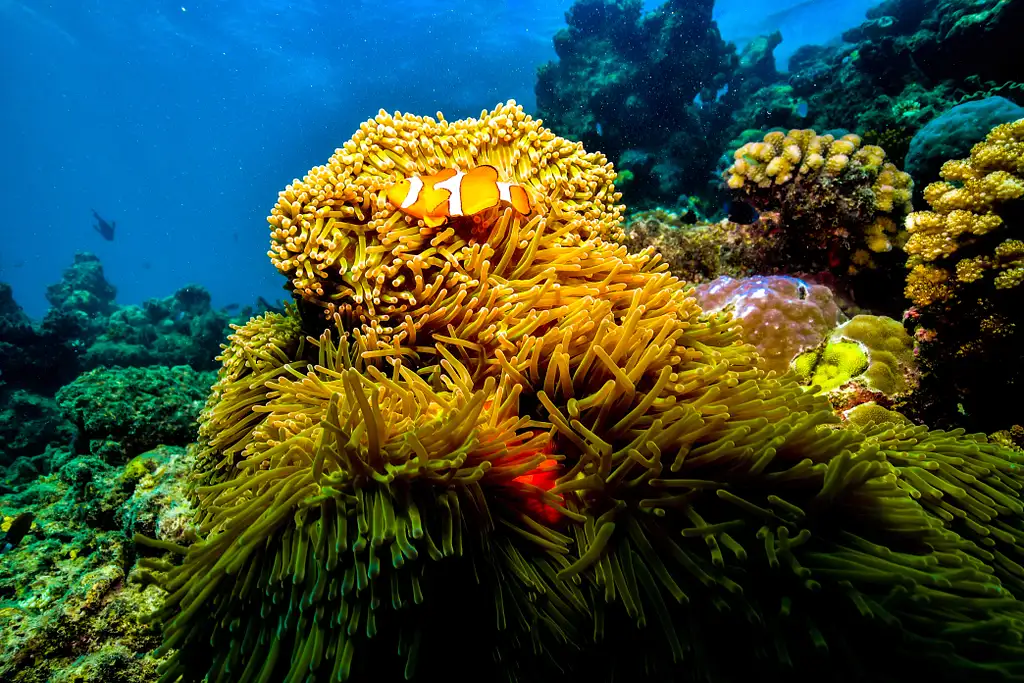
[[460, 165, 501, 216], [508, 184, 531, 215], [422, 214, 448, 228], [496, 180, 532, 216]]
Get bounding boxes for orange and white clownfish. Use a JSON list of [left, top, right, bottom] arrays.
[[386, 165, 531, 228]]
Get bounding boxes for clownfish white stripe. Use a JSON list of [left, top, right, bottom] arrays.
[[434, 171, 465, 216], [496, 181, 513, 204], [400, 175, 424, 209]]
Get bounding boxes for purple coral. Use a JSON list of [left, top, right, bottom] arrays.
[[694, 275, 844, 375]]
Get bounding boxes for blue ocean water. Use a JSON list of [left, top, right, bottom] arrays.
[[1, 0, 874, 319]]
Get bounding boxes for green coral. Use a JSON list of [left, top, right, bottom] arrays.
[[794, 315, 916, 409], [795, 339, 869, 392]]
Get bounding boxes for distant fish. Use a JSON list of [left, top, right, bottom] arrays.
[[257, 296, 285, 314], [724, 199, 760, 225], [91, 209, 115, 241], [795, 100, 809, 118], [715, 84, 730, 101], [595, 121, 603, 137], [387, 165, 532, 229], [693, 92, 705, 109], [0, 512, 34, 553]]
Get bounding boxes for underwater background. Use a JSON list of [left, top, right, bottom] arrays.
[[1, 0, 1023, 681], [0, 0, 877, 318]]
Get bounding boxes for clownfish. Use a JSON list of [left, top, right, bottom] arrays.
[[386, 165, 531, 228]]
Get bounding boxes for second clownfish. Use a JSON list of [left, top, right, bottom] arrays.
[[386, 165, 532, 228]]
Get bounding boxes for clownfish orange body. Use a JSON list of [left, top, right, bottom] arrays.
[[386, 165, 531, 228]]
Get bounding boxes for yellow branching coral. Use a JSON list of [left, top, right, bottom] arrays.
[[726, 130, 911, 211], [905, 119, 1024, 299], [723, 129, 914, 315], [139, 106, 1024, 683], [902, 118, 1024, 432]]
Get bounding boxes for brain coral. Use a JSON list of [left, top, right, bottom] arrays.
[[139, 103, 1024, 683], [693, 275, 844, 375], [903, 117, 1024, 431], [725, 129, 913, 314]]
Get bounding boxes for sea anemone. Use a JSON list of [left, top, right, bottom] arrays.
[[139, 104, 1024, 683]]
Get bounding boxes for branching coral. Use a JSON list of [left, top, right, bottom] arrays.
[[903, 118, 1024, 431], [725, 129, 913, 314], [139, 104, 1024, 683]]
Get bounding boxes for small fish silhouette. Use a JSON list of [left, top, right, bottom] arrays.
[[0, 512, 34, 553], [91, 209, 116, 241], [724, 199, 760, 225]]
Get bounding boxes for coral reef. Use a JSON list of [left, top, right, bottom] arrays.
[[56, 366, 214, 464], [0, 264, 101, 396], [693, 275, 844, 376], [0, 445, 192, 682], [1, 257, 247, 406], [83, 285, 241, 371], [534, 0, 745, 209], [793, 314, 917, 413], [140, 102, 1024, 683], [904, 96, 1024, 201], [725, 129, 913, 314], [0, 391, 73, 467], [623, 211, 773, 285], [724, 0, 1024, 197], [45, 253, 118, 321], [903, 118, 1024, 432]]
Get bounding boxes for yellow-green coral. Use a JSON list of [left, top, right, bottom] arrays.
[[794, 339, 868, 392], [901, 118, 1024, 432], [726, 130, 912, 216], [794, 315, 915, 404], [722, 129, 914, 313]]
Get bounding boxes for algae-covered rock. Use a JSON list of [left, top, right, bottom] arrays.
[[0, 445, 193, 682], [0, 390, 74, 467], [56, 366, 214, 463]]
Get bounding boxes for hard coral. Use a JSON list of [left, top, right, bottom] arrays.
[[56, 366, 214, 463], [903, 117, 1024, 431], [793, 315, 917, 413], [693, 275, 844, 376], [725, 129, 914, 314], [142, 104, 1024, 683], [623, 211, 773, 285]]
